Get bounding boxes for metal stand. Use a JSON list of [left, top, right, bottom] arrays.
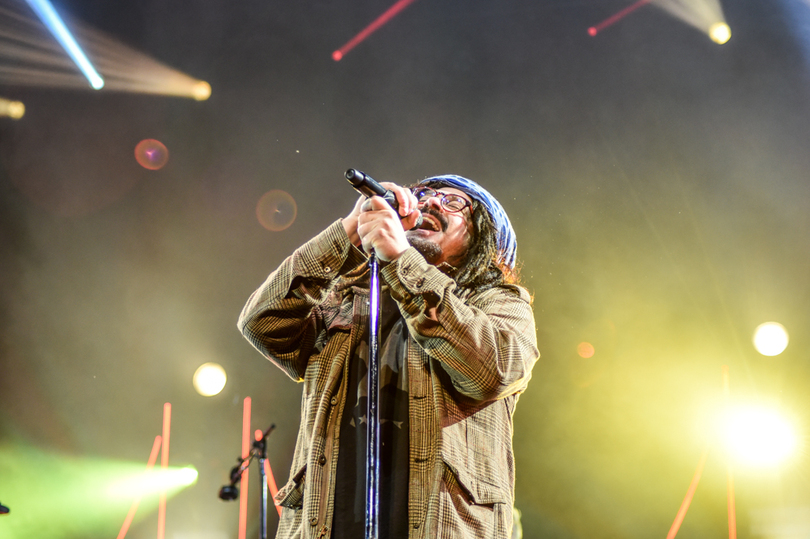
[[219, 423, 276, 539], [365, 252, 382, 539]]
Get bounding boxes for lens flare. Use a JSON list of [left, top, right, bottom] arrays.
[[135, 139, 169, 171], [577, 342, 595, 358], [193, 362, 227, 397], [256, 190, 297, 232], [722, 406, 797, 466], [753, 322, 789, 356]]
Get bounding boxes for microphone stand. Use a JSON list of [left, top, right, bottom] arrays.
[[365, 252, 382, 539], [219, 423, 276, 539], [345, 169, 386, 539]]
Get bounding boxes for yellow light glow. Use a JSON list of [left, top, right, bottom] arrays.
[[193, 362, 227, 396], [753, 322, 789, 356], [723, 406, 797, 466], [192, 80, 211, 101], [107, 466, 198, 498], [709, 22, 731, 44], [0, 97, 25, 119]]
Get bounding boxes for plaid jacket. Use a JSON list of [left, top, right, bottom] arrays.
[[238, 220, 539, 539]]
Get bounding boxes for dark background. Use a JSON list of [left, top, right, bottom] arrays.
[[1, 0, 809, 537]]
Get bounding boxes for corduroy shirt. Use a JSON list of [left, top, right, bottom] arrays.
[[238, 220, 539, 539]]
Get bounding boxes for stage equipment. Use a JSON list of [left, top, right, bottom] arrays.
[[345, 168, 402, 539], [219, 423, 277, 539]]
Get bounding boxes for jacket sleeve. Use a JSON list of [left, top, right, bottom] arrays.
[[237, 220, 368, 381], [380, 247, 539, 402]]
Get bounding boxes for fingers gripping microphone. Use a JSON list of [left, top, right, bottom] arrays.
[[345, 169, 422, 228]]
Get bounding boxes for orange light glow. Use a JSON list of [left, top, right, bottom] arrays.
[[577, 342, 595, 358]]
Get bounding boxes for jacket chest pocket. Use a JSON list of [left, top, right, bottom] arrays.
[[275, 464, 307, 509]]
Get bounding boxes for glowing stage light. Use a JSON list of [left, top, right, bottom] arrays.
[[0, 97, 25, 119], [722, 406, 797, 466], [135, 139, 169, 170], [753, 322, 789, 356], [0, 444, 194, 539], [0, 3, 209, 99], [333, 0, 420, 61], [193, 362, 227, 397], [107, 467, 198, 498], [577, 342, 595, 358], [709, 22, 731, 44], [24, 0, 104, 89], [588, 0, 731, 46], [256, 190, 297, 232], [191, 80, 212, 101]]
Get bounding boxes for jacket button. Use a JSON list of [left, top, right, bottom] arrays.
[[318, 454, 327, 466], [310, 517, 318, 526], [416, 278, 425, 287], [330, 397, 337, 406]]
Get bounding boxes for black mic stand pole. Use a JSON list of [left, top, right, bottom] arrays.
[[256, 425, 272, 539], [219, 423, 276, 539], [365, 251, 382, 539]]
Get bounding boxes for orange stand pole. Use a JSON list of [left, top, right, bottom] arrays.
[[116, 435, 163, 539]]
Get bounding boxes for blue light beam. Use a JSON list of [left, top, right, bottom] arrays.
[[24, 0, 104, 89]]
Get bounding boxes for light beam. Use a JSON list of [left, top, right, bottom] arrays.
[[588, 0, 731, 44], [0, 2, 210, 99], [588, 0, 651, 36], [23, 0, 103, 88], [333, 0, 420, 61]]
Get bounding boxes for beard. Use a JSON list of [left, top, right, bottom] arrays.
[[406, 207, 447, 265], [407, 236, 442, 265]]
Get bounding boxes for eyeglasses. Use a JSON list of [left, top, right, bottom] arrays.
[[410, 187, 472, 213]]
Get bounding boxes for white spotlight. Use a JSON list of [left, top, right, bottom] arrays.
[[193, 362, 227, 397], [722, 406, 797, 466], [709, 22, 731, 44], [753, 322, 789, 356]]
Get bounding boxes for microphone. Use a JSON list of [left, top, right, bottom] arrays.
[[345, 169, 422, 228]]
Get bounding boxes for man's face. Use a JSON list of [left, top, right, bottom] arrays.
[[405, 186, 473, 268]]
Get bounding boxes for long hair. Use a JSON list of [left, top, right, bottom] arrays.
[[420, 180, 519, 294]]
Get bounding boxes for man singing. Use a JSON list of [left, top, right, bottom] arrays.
[[238, 174, 539, 538]]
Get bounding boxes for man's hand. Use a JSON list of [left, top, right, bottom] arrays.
[[343, 183, 420, 262]]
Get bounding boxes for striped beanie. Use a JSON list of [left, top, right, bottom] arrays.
[[419, 175, 517, 269]]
